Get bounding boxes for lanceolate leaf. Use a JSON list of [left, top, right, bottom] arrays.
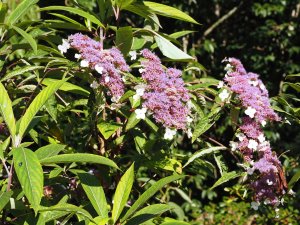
[[13, 147, 43, 213], [112, 163, 135, 223], [116, 26, 133, 55], [35, 144, 66, 160], [42, 78, 90, 97], [0, 191, 13, 211], [97, 121, 122, 140], [1, 65, 43, 82], [115, 0, 135, 10], [12, 25, 37, 54], [6, 0, 38, 25], [125, 204, 173, 225], [288, 169, 300, 190], [40, 6, 104, 28], [121, 174, 183, 222], [39, 153, 118, 169], [0, 82, 16, 138], [78, 173, 108, 219], [183, 146, 226, 168], [18, 79, 66, 139], [210, 171, 246, 190], [154, 34, 193, 60], [144, 1, 199, 24], [39, 203, 94, 222]]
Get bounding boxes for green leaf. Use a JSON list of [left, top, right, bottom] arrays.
[[144, 1, 199, 24], [160, 220, 190, 225], [210, 171, 246, 190], [0, 137, 10, 160], [40, 6, 104, 28], [2, 65, 43, 82], [97, 121, 122, 140], [116, 26, 133, 55], [78, 173, 108, 219], [192, 116, 213, 143], [115, 0, 135, 10], [112, 163, 135, 223], [125, 112, 141, 131], [288, 169, 300, 190], [125, 204, 173, 225], [12, 25, 37, 54], [37, 196, 69, 224], [42, 78, 90, 97], [121, 174, 183, 222], [18, 79, 66, 139], [39, 153, 118, 169], [183, 146, 226, 168], [35, 144, 66, 160], [13, 147, 43, 213], [0, 191, 13, 211], [39, 203, 94, 222], [124, 4, 161, 27], [0, 82, 16, 139], [0, 3, 8, 23], [6, 0, 38, 25], [154, 34, 193, 60]]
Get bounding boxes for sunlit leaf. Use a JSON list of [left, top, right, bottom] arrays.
[[13, 147, 43, 213]]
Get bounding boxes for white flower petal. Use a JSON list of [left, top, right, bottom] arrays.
[[217, 81, 224, 88], [164, 128, 177, 140], [219, 89, 230, 102], [245, 107, 256, 118], [251, 201, 260, 210], [75, 53, 81, 59], [80, 60, 89, 67], [135, 108, 147, 120], [129, 51, 137, 60], [95, 64, 103, 74], [248, 139, 258, 150]]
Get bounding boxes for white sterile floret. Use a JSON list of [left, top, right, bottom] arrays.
[[187, 116, 193, 124], [288, 189, 296, 196], [164, 128, 177, 140], [187, 100, 194, 110], [129, 51, 137, 60], [104, 76, 110, 83], [248, 139, 258, 150], [258, 134, 265, 143], [236, 133, 245, 141], [251, 201, 260, 210], [248, 80, 259, 86], [139, 68, 146, 74], [219, 89, 230, 102], [224, 63, 233, 72], [74, 53, 81, 59], [266, 179, 273, 186], [95, 64, 104, 74], [259, 83, 266, 90], [229, 141, 238, 151], [261, 120, 267, 127], [111, 96, 121, 103], [135, 108, 147, 120], [247, 167, 255, 175], [264, 199, 271, 205], [245, 106, 256, 118], [90, 81, 99, 89], [187, 128, 192, 138], [80, 60, 89, 67], [217, 81, 224, 88], [58, 39, 70, 54]]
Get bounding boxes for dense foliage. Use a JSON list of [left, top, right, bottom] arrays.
[[0, 0, 299, 224]]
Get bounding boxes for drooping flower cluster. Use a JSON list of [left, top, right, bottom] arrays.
[[58, 33, 130, 101], [223, 58, 280, 125], [223, 58, 286, 211], [136, 49, 190, 132]]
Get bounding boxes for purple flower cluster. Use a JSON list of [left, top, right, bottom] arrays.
[[139, 49, 190, 130], [66, 33, 130, 100], [224, 58, 280, 124], [224, 58, 285, 209]]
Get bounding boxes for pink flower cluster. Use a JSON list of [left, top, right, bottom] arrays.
[[66, 33, 130, 100], [140, 49, 190, 130], [224, 58, 285, 209]]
